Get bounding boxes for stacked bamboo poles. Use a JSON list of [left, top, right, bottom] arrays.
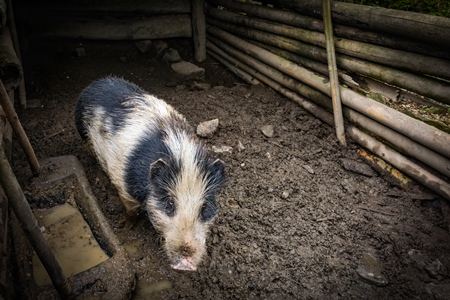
[[205, 1, 450, 199], [206, 4, 450, 105]]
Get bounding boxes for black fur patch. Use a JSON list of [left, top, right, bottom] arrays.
[[75, 77, 146, 138]]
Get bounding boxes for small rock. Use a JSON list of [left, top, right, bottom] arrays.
[[162, 48, 181, 64], [341, 179, 357, 194], [281, 191, 290, 199], [190, 82, 211, 91], [211, 145, 233, 154], [425, 283, 450, 300], [75, 47, 86, 57], [153, 40, 169, 57], [197, 119, 219, 138], [340, 158, 376, 177], [356, 253, 388, 286], [261, 125, 274, 138], [27, 99, 42, 108], [425, 259, 447, 280], [135, 40, 152, 53], [303, 165, 314, 174], [171, 61, 205, 82], [237, 140, 245, 152], [119, 56, 127, 62]]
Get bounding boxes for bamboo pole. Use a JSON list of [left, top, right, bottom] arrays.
[[0, 147, 72, 298], [191, 0, 206, 62], [268, 0, 450, 48], [206, 6, 450, 80], [206, 25, 450, 160], [322, 0, 345, 147], [207, 50, 260, 85], [0, 80, 39, 175], [6, 0, 27, 109], [207, 37, 450, 178], [208, 0, 450, 60], [206, 39, 450, 200], [206, 17, 450, 105]]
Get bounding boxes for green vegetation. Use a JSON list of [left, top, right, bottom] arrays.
[[352, 0, 450, 17]]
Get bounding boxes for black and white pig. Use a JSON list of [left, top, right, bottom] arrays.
[[74, 76, 225, 273]]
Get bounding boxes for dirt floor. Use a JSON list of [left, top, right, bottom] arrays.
[[10, 39, 450, 299]]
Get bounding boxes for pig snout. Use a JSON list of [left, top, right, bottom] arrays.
[[172, 257, 197, 273]]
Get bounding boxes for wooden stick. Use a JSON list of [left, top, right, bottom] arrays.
[[206, 25, 450, 160], [0, 147, 72, 298], [208, 0, 450, 60], [0, 80, 39, 175], [206, 17, 450, 105], [322, 0, 345, 147], [191, 0, 206, 62]]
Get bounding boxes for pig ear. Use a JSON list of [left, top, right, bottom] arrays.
[[149, 158, 168, 180], [209, 158, 226, 185]]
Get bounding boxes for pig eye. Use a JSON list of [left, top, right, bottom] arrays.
[[163, 197, 175, 216], [200, 200, 217, 222]]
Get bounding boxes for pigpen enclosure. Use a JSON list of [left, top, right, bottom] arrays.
[[1, 0, 450, 299]]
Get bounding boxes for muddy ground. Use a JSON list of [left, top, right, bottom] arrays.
[[10, 39, 450, 299]]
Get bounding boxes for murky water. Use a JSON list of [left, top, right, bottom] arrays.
[[32, 203, 109, 286]]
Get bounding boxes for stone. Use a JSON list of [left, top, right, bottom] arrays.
[[162, 48, 181, 64], [340, 158, 376, 177], [261, 125, 274, 138], [196, 119, 219, 138], [171, 61, 205, 82], [134, 40, 152, 53]]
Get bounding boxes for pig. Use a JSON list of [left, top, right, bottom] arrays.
[[74, 76, 225, 272]]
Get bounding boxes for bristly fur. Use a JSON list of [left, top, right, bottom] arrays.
[[75, 76, 226, 271]]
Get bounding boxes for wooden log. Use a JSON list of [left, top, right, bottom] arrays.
[[191, 0, 206, 62], [207, 49, 260, 85], [322, 0, 345, 147], [206, 17, 450, 105], [0, 148, 72, 299], [0, 0, 5, 30], [19, 0, 190, 16], [206, 25, 450, 160], [7, 0, 27, 109], [0, 80, 39, 175], [206, 6, 450, 80], [28, 15, 193, 40], [208, 0, 450, 60], [208, 37, 450, 199], [268, 0, 450, 48], [0, 27, 23, 91], [207, 36, 450, 179]]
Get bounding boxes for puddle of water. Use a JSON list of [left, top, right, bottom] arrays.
[[133, 279, 172, 299], [32, 203, 110, 286], [118, 231, 173, 299]]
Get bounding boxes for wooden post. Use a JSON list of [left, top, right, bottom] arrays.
[[0, 147, 72, 299], [322, 0, 345, 147], [0, 80, 39, 175], [191, 0, 206, 62], [6, 0, 27, 109]]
